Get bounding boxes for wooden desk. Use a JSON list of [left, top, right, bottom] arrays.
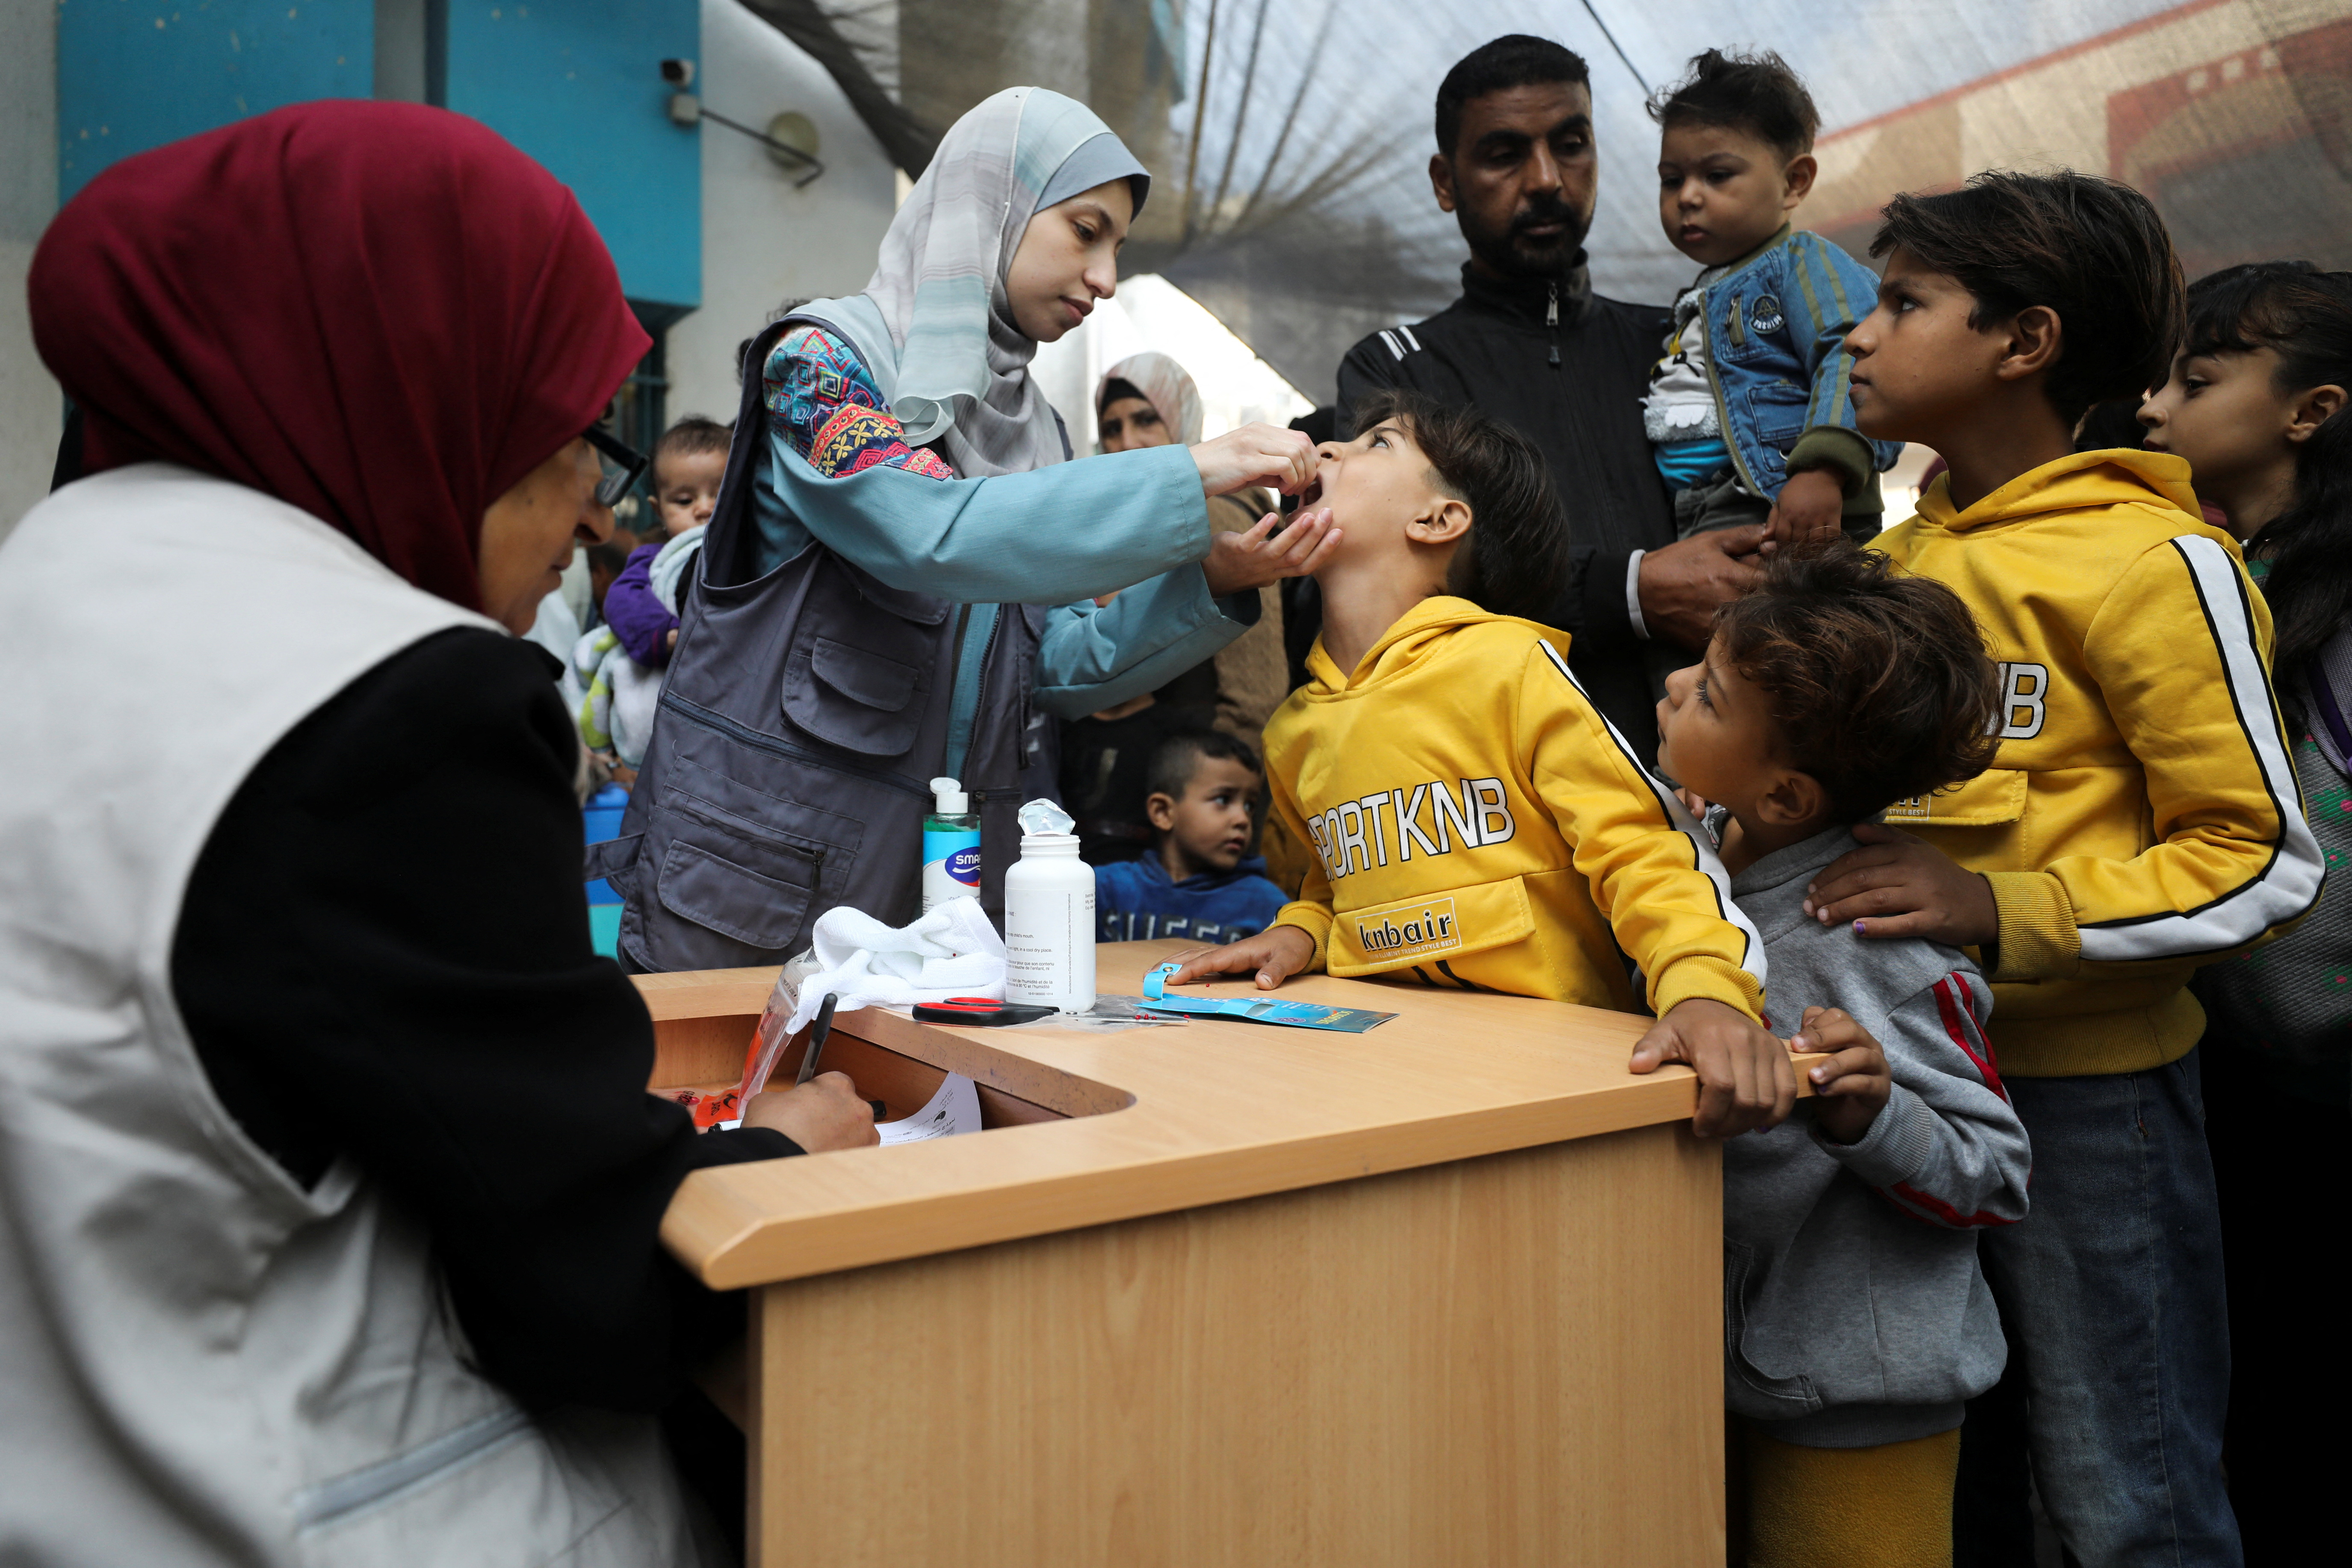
[[642, 942, 1752, 1566]]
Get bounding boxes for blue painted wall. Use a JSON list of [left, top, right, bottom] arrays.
[[56, 0, 700, 310], [440, 0, 700, 309], [58, 0, 375, 204]]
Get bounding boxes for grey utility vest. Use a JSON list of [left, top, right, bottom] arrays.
[[596, 312, 1051, 972]]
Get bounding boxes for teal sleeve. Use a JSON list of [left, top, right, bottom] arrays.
[[1033, 572, 1259, 720], [759, 435, 1211, 603]]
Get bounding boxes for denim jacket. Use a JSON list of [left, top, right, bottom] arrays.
[[1693, 226, 1902, 504]]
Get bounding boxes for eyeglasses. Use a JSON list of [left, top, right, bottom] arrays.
[[583, 425, 649, 508]]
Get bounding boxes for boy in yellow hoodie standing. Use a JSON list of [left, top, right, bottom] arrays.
[[1808, 172, 2324, 1566], [1170, 390, 1795, 1138]]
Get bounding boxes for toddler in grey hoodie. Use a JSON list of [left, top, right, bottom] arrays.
[[1652, 542, 2030, 1558]]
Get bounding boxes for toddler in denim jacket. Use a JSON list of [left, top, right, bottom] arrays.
[[1644, 50, 1901, 544]]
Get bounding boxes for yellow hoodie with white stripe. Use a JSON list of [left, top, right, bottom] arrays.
[[1874, 450, 2323, 1077], [1262, 597, 1767, 1020]]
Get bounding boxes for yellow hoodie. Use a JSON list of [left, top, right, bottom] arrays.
[[1262, 597, 1767, 1020], [1874, 450, 2322, 1077]]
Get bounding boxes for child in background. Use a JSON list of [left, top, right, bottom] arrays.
[[604, 415, 729, 667], [1095, 730, 1288, 944], [1643, 50, 1899, 546], [1171, 390, 1794, 1139], [2136, 259, 2352, 1561], [572, 416, 728, 768], [1807, 172, 2324, 1564], [1654, 542, 2029, 1568]]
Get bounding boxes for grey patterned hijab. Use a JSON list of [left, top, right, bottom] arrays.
[[861, 87, 1147, 477]]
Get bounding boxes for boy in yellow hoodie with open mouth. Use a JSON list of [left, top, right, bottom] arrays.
[[1168, 390, 1794, 1138], [1804, 171, 2325, 1563]]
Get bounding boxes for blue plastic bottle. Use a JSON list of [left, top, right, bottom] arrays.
[[922, 776, 982, 912]]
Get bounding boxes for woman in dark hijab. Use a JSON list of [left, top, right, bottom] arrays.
[[0, 100, 865, 1566]]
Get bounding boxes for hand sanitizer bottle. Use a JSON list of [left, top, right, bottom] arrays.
[[1004, 799, 1096, 1011], [922, 777, 981, 912]]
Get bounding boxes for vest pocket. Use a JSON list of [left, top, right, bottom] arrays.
[[777, 560, 946, 758], [636, 791, 824, 967], [783, 637, 926, 755], [293, 1408, 533, 1532], [653, 841, 818, 960], [293, 1406, 678, 1568]]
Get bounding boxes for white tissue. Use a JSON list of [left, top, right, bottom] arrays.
[[783, 899, 1008, 1033]]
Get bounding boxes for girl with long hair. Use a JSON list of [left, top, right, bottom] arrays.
[[2139, 258, 2352, 1559]]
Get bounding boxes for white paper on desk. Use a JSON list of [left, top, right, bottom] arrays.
[[878, 1072, 983, 1144]]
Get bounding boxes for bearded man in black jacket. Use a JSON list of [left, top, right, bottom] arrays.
[[1330, 35, 1764, 759]]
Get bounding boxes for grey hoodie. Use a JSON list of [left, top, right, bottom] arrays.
[[1722, 823, 2033, 1447]]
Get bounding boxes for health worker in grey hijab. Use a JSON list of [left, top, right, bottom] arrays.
[[604, 89, 1334, 968]]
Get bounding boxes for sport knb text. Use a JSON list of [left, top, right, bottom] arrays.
[[1306, 778, 1517, 882]]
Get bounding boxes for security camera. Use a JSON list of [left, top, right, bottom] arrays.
[[660, 58, 695, 88]]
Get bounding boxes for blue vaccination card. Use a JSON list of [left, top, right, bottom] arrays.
[[1139, 963, 1398, 1034]]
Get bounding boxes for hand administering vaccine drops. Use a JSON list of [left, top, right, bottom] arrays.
[[1179, 421, 1340, 596], [1188, 421, 1319, 498]]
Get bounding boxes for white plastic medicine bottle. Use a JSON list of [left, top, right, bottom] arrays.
[[1002, 830, 1096, 1012]]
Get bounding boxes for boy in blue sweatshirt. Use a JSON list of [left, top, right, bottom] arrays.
[[1095, 730, 1288, 945], [1644, 50, 1900, 546]]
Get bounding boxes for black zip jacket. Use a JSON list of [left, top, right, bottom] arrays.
[[1326, 257, 1682, 760]]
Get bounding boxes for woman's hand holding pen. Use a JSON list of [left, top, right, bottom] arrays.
[[1203, 508, 1341, 596], [744, 1071, 878, 1152], [1167, 924, 1319, 990], [1190, 422, 1318, 497]]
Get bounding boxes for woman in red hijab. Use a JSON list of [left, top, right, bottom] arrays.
[[0, 101, 865, 1566]]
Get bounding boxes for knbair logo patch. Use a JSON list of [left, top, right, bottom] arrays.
[[1355, 897, 1462, 959]]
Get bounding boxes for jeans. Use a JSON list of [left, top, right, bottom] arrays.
[[1670, 472, 1772, 540], [1968, 1048, 2241, 1567]]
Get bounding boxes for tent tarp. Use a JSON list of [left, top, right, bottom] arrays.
[[758, 0, 2352, 400]]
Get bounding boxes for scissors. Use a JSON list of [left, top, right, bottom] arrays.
[[911, 996, 1058, 1027]]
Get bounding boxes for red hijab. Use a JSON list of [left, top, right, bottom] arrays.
[[28, 100, 650, 612]]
